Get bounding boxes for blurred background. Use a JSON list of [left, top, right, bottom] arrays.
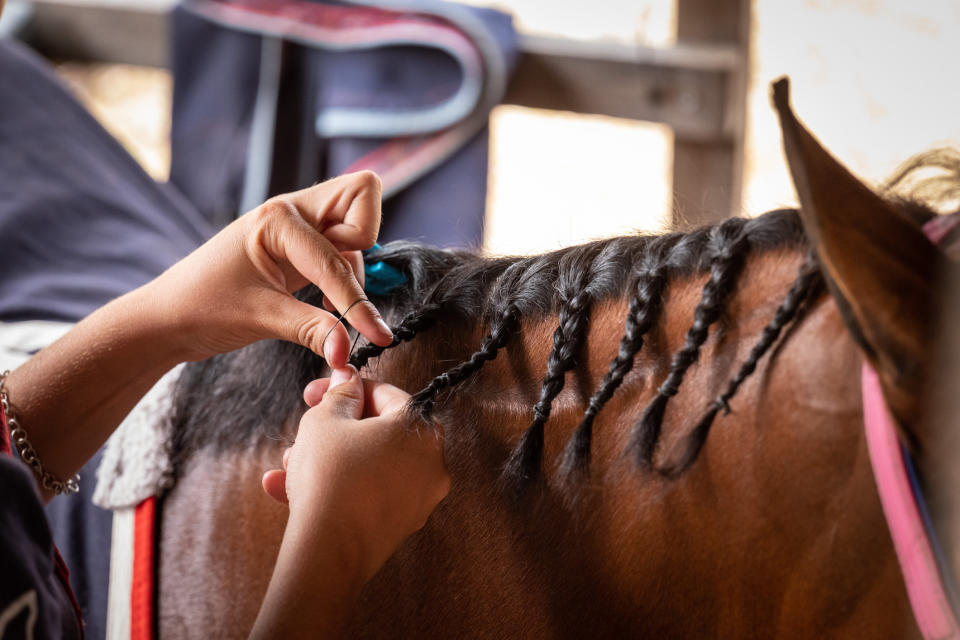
[[12, 0, 960, 254], [8, 7, 959, 639]]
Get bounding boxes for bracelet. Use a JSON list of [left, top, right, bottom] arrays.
[[0, 370, 80, 495]]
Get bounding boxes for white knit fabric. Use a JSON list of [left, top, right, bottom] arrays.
[[105, 507, 134, 640], [92, 364, 183, 510], [0, 320, 73, 372]]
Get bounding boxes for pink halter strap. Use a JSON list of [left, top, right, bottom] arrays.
[[863, 212, 960, 639]]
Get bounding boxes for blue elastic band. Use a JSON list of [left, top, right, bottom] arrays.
[[363, 243, 407, 295], [902, 443, 960, 616]]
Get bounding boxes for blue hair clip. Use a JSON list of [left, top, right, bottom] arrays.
[[363, 243, 408, 295]]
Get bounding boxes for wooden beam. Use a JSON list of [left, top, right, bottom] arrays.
[[504, 36, 738, 142], [20, 0, 173, 68], [20, 1, 740, 144], [671, 0, 750, 228]]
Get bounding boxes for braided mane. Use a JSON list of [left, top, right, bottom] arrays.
[[171, 207, 838, 484], [350, 210, 824, 485]]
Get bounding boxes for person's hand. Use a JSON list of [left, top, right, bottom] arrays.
[[261, 366, 450, 584], [144, 171, 394, 367]]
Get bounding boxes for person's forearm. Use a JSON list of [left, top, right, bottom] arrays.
[[249, 507, 366, 639], [4, 283, 183, 502]]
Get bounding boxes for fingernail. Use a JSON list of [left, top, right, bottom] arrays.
[[329, 366, 355, 389], [376, 318, 393, 338], [323, 337, 335, 363]]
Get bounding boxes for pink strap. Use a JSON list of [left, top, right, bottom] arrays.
[[863, 363, 960, 638], [923, 214, 960, 248], [863, 211, 960, 637]]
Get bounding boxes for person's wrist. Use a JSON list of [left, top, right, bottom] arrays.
[[112, 282, 194, 368], [253, 505, 368, 639], [285, 503, 370, 593]]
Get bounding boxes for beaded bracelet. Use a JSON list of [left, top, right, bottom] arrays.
[[0, 370, 80, 495]]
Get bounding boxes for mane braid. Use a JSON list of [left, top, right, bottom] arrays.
[[350, 303, 442, 370], [409, 303, 521, 420], [406, 253, 560, 419], [659, 253, 823, 476], [168, 211, 813, 482], [503, 248, 603, 487], [629, 218, 751, 469], [560, 235, 681, 475]]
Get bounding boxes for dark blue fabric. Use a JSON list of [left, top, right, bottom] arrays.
[[169, 1, 514, 246], [378, 128, 489, 247], [0, 39, 213, 323], [0, 456, 83, 640], [169, 10, 262, 228], [0, 37, 214, 639], [44, 451, 112, 640]]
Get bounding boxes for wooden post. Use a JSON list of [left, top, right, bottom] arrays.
[[672, 0, 750, 228]]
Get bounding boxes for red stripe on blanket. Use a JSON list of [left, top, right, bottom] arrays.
[[132, 497, 157, 640]]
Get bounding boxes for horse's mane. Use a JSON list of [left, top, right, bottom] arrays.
[[883, 148, 960, 215], [171, 209, 815, 478], [349, 211, 821, 485], [171, 163, 948, 486]]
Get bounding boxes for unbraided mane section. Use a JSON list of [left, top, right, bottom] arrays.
[[629, 217, 751, 469], [883, 148, 960, 215]]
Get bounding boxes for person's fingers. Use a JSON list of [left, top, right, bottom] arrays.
[[302, 377, 411, 417], [322, 294, 335, 313], [259, 292, 351, 366], [270, 213, 392, 347], [303, 378, 330, 407], [287, 171, 382, 250], [322, 250, 364, 313], [261, 469, 288, 504], [312, 366, 365, 420], [364, 381, 413, 418], [344, 250, 365, 289]]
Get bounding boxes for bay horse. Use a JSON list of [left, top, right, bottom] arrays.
[[157, 80, 957, 637]]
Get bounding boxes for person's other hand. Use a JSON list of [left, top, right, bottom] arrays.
[[146, 171, 394, 367], [261, 366, 450, 584]]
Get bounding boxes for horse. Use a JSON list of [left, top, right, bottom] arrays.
[[155, 79, 958, 637]]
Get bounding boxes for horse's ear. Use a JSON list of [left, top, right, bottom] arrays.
[[771, 77, 940, 434]]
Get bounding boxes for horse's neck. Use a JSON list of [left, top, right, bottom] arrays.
[[159, 247, 919, 638], [357, 249, 913, 637], [375, 249, 855, 475]]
